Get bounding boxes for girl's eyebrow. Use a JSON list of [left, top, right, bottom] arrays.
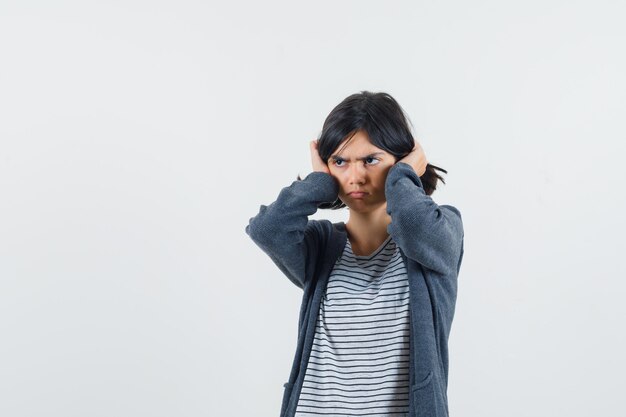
[[329, 152, 385, 161]]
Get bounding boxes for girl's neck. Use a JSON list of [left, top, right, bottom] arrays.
[[345, 204, 392, 257]]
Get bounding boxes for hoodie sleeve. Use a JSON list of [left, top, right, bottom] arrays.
[[385, 162, 464, 276], [245, 171, 339, 289]]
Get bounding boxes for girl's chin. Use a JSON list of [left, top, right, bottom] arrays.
[[346, 199, 385, 211]]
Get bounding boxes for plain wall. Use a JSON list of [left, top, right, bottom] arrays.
[[1, 1, 624, 416]]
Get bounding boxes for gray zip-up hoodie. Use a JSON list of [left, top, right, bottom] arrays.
[[245, 162, 465, 417]]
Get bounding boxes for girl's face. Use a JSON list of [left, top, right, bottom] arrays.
[[327, 130, 396, 213]]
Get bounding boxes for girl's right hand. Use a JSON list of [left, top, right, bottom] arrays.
[[310, 140, 331, 175]]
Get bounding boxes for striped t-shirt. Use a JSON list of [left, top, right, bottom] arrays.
[[294, 234, 411, 416]]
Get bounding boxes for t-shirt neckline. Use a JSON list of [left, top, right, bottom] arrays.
[[348, 234, 393, 260]]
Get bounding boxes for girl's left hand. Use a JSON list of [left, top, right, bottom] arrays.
[[397, 141, 428, 177]]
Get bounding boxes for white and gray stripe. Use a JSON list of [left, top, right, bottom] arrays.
[[294, 234, 411, 416]]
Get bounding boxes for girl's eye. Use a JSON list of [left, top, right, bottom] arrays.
[[333, 157, 380, 167]]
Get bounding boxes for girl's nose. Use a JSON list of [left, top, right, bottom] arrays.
[[348, 163, 366, 185]]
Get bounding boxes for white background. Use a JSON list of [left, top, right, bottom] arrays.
[[1, 1, 625, 416]]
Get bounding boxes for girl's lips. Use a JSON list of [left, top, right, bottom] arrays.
[[348, 192, 367, 198]]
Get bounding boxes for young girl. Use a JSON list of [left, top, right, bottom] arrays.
[[246, 91, 464, 417]]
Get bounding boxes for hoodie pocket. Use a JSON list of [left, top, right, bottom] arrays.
[[280, 382, 295, 417], [411, 371, 435, 417]]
